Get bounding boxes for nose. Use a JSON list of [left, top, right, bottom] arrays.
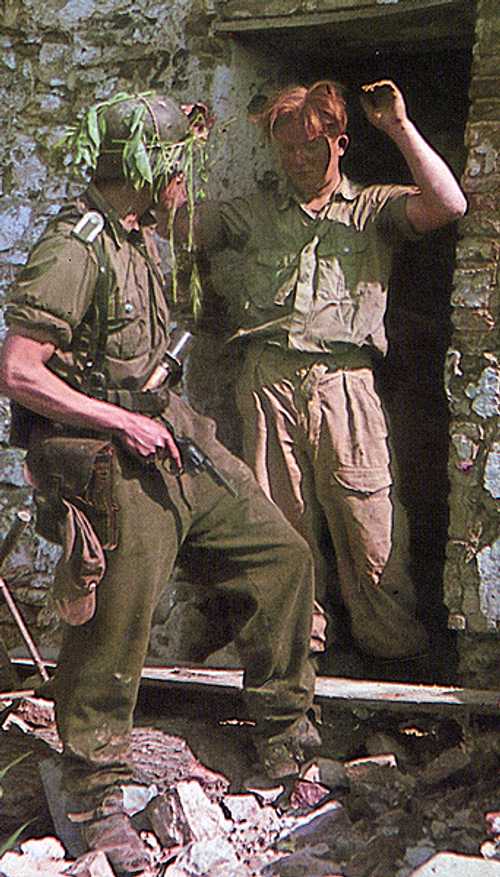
[[289, 146, 307, 168]]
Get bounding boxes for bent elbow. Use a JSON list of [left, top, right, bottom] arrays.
[[0, 347, 36, 401], [0, 358, 23, 399], [450, 191, 468, 221]]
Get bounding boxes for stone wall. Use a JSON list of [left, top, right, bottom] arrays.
[[0, 0, 275, 654], [444, 0, 500, 686]]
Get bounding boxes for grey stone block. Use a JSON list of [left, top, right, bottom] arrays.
[[410, 852, 500, 875]]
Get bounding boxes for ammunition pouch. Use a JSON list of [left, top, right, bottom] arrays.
[[26, 435, 119, 626], [26, 436, 119, 551]]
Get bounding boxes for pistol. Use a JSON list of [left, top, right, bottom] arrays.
[[170, 432, 238, 499]]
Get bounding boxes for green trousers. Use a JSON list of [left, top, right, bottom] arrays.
[[52, 394, 315, 801]]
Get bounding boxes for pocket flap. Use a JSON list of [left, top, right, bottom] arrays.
[[27, 437, 113, 497], [332, 466, 392, 494]]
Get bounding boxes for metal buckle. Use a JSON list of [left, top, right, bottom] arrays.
[[72, 211, 105, 244]]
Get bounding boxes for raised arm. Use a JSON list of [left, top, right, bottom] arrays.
[[0, 332, 180, 466], [360, 79, 467, 234]]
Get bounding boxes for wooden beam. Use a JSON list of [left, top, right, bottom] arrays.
[[213, 0, 473, 35], [12, 658, 500, 716], [213, 0, 475, 60]]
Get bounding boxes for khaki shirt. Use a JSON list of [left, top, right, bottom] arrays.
[[6, 185, 170, 392], [206, 176, 420, 357]]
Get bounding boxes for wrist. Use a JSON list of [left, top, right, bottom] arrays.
[[384, 117, 415, 144]]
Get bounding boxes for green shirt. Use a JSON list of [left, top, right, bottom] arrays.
[[5, 185, 170, 393], [206, 176, 420, 357]]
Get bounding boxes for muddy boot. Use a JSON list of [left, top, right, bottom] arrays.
[[250, 713, 322, 785], [82, 812, 152, 875]]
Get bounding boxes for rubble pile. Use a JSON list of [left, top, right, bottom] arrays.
[[1, 695, 500, 877]]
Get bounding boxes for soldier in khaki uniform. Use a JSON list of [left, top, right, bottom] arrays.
[[167, 79, 467, 671], [0, 94, 319, 875]]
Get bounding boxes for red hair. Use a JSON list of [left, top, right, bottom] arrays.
[[253, 80, 347, 141]]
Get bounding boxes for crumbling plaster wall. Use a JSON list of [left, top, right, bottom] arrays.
[[0, 0, 277, 653], [444, 0, 500, 686]]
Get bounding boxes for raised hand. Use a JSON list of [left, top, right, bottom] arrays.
[[360, 79, 408, 134]]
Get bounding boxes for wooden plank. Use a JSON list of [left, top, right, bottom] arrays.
[[12, 658, 500, 715], [140, 666, 500, 715]]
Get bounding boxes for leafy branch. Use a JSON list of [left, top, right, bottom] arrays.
[[57, 92, 211, 316]]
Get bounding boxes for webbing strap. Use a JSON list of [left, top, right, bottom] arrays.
[[84, 236, 112, 400]]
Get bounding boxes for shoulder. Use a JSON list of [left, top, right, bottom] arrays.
[[352, 180, 418, 210], [21, 205, 102, 275], [344, 180, 419, 233], [13, 205, 104, 302]]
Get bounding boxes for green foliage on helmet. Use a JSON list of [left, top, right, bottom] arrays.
[[59, 91, 213, 315], [59, 91, 209, 200]]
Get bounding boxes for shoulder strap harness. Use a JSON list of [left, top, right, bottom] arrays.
[[71, 211, 112, 401]]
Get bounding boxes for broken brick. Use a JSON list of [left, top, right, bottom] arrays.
[[66, 851, 116, 876]]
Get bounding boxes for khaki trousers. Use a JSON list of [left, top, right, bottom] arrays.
[[52, 392, 315, 801], [235, 342, 428, 660]]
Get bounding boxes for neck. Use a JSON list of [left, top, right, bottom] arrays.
[[300, 173, 341, 212], [93, 181, 152, 230]]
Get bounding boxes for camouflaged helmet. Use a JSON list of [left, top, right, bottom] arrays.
[[93, 93, 190, 185]]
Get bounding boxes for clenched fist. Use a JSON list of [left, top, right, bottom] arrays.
[[360, 79, 409, 134]]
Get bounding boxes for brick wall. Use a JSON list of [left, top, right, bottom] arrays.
[[444, 0, 500, 685]]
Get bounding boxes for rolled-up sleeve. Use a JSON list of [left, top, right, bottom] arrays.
[[5, 232, 97, 349], [366, 183, 423, 244]]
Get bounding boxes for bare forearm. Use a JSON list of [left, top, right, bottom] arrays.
[[1, 352, 128, 435], [360, 80, 467, 232], [0, 333, 181, 465], [388, 119, 467, 229]]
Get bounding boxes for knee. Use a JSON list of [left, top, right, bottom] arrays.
[[281, 527, 315, 582]]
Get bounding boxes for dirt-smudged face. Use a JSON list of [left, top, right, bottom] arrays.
[[273, 116, 347, 201]]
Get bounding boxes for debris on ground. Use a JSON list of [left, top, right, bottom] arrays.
[[1, 691, 500, 877]]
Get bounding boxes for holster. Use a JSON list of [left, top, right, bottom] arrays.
[[26, 436, 119, 551]]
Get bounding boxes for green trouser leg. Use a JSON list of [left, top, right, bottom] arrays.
[[54, 400, 315, 802]]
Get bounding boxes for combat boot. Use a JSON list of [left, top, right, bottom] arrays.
[[78, 788, 152, 875], [252, 713, 322, 783]]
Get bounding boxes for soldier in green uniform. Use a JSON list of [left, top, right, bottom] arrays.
[[0, 94, 319, 874]]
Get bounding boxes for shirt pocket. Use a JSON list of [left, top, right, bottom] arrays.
[[317, 226, 369, 301], [106, 300, 148, 361], [244, 250, 298, 310]]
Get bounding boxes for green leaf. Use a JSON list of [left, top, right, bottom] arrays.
[[86, 107, 100, 149], [130, 104, 146, 135], [0, 750, 32, 782], [190, 261, 203, 319], [133, 141, 153, 185], [0, 820, 34, 857]]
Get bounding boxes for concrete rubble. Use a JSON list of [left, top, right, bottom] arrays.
[[1, 696, 500, 876]]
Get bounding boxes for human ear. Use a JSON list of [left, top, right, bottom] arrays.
[[337, 134, 349, 155]]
